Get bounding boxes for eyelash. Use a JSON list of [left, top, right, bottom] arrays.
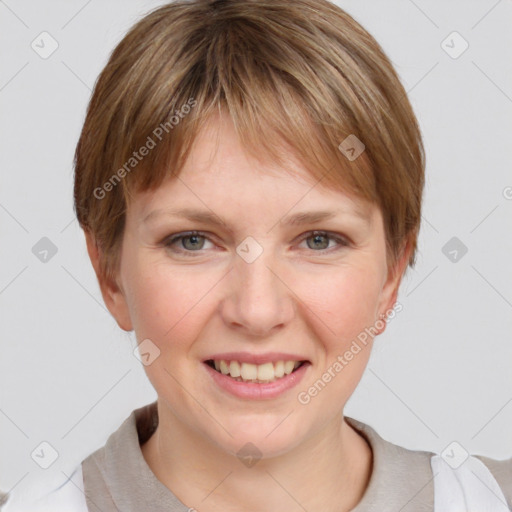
[[162, 230, 350, 256]]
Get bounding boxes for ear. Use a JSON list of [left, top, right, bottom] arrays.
[[84, 230, 133, 332], [374, 237, 413, 335]]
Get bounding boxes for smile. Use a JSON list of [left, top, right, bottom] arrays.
[[205, 359, 307, 383]]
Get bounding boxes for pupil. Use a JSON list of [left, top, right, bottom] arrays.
[[309, 234, 328, 250], [184, 234, 203, 250]]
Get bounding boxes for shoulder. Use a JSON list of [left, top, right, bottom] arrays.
[[346, 416, 512, 511], [0, 465, 87, 512], [474, 454, 512, 506], [346, 415, 435, 473], [345, 416, 436, 510], [430, 452, 512, 510]]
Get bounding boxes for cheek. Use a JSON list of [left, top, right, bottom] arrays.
[[126, 263, 216, 345], [292, 267, 383, 416], [300, 263, 383, 345]]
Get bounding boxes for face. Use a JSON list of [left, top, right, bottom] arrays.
[[87, 111, 407, 458]]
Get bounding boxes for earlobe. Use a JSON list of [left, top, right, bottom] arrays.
[[84, 230, 134, 332]]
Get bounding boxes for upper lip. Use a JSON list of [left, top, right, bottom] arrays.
[[203, 352, 310, 365]]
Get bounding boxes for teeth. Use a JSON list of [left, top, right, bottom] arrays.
[[219, 360, 230, 375], [229, 360, 241, 377], [210, 359, 305, 383], [240, 362, 258, 380], [257, 362, 274, 381], [274, 360, 284, 378], [284, 361, 295, 375]]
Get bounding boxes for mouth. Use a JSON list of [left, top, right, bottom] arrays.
[[204, 359, 309, 384]]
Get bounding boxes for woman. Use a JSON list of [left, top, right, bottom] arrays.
[[3, 0, 510, 510]]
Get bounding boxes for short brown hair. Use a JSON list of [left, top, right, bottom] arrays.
[[73, 0, 425, 285]]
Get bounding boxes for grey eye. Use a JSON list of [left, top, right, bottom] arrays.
[[306, 233, 330, 250], [181, 234, 206, 250]]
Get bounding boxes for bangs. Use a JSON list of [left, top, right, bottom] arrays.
[[116, 19, 378, 208]]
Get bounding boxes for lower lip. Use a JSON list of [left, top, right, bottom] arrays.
[[203, 362, 310, 400]]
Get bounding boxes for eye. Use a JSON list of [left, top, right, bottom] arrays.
[[297, 231, 350, 252], [163, 231, 214, 255], [161, 229, 350, 257]]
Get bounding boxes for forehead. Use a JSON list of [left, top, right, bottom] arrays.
[[135, 176, 376, 238], [129, 110, 377, 227]]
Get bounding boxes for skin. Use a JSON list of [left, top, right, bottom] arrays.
[[86, 110, 412, 512]]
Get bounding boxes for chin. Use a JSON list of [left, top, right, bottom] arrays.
[[207, 415, 306, 461]]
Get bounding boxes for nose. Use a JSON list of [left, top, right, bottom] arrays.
[[220, 247, 295, 337]]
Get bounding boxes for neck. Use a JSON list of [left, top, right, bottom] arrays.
[[141, 403, 372, 512]]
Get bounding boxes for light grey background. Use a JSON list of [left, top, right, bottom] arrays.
[[1, 0, 511, 500]]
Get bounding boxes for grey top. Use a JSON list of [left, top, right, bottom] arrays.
[[81, 400, 512, 511]]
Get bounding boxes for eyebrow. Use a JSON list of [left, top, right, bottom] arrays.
[[142, 206, 371, 229]]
